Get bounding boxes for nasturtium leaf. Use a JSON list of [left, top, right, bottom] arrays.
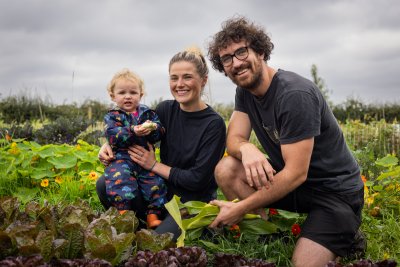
[[239, 218, 278, 235], [13, 187, 39, 205], [54, 145, 74, 154], [375, 154, 398, 167], [31, 169, 56, 179], [47, 154, 77, 169], [36, 146, 57, 158]]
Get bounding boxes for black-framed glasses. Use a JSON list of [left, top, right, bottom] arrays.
[[220, 47, 249, 67]]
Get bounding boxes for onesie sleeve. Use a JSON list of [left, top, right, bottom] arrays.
[[142, 109, 165, 144], [168, 118, 226, 192], [103, 111, 135, 148]]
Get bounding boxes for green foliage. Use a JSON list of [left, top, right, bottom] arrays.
[[0, 198, 169, 266], [333, 98, 400, 123], [343, 120, 400, 175], [84, 208, 138, 265], [33, 116, 93, 145], [164, 195, 301, 247], [0, 139, 103, 209], [135, 229, 174, 253], [212, 102, 234, 121], [311, 64, 333, 108], [0, 95, 110, 124]]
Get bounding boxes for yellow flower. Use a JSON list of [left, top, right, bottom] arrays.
[[9, 148, 20, 155], [31, 155, 40, 162], [88, 171, 99, 181], [55, 176, 63, 184], [41, 179, 49, 187], [76, 144, 81, 150], [366, 193, 378, 207], [11, 142, 17, 148]]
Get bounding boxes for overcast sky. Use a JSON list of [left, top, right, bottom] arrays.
[[1, 0, 399, 107]]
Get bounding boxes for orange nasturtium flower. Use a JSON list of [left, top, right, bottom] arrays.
[[88, 171, 99, 181], [55, 176, 63, 184], [5, 133, 12, 141], [291, 223, 301, 236], [361, 175, 369, 197], [229, 224, 241, 239], [40, 179, 49, 187]]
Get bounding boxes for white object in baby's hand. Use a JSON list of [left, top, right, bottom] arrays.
[[141, 121, 157, 131]]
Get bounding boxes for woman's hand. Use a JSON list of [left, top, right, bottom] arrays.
[[128, 142, 156, 170], [98, 143, 114, 166]]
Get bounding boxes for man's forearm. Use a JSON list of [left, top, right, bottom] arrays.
[[236, 168, 307, 214], [226, 136, 249, 159]]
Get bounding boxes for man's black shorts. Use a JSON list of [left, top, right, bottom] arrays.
[[271, 185, 364, 257]]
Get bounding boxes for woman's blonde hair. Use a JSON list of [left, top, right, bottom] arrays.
[[107, 68, 145, 98], [168, 45, 209, 79]]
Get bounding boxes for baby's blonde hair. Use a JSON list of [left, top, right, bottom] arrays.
[[107, 68, 145, 98]]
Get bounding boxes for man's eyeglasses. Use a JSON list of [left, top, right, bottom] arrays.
[[220, 47, 249, 67]]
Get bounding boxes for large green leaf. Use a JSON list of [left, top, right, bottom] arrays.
[[239, 218, 278, 235], [31, 169, 56, 179], [164, 195, 186, 247], [47, 154, 77, 169], [13, 187, 39, 205], [375, 155, 398, 168], [36, 146, 57, 158]]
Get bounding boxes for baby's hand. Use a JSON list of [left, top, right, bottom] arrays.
[[141, 120, 157, 131], [133, 121, 157, 136]]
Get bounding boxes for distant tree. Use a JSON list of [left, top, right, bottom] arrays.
[[149, 97, 164, 110], [311, 64, 333, 108]]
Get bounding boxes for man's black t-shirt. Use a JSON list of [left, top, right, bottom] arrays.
[[235, 69, 363, 193]]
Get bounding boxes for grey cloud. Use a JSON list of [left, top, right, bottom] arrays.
[[0, 0, 399, 106]]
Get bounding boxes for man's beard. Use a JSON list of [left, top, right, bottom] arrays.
[[230, 61, 263, 92]]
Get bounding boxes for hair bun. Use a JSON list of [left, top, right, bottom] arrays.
[[184, 45, 204, 57]]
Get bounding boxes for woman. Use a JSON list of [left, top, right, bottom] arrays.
[[97, 47, 226, 239]]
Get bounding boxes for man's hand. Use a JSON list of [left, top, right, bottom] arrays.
[[240, 143, 276, 189], [209, 200, 245, 228]]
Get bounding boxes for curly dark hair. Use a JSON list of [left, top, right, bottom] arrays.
[[207, 15, 274, 73]]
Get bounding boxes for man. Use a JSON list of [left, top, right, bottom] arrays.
[[207, 16, 364, 267]]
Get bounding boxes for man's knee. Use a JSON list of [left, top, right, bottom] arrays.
[[214, 156, 242, 185]]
